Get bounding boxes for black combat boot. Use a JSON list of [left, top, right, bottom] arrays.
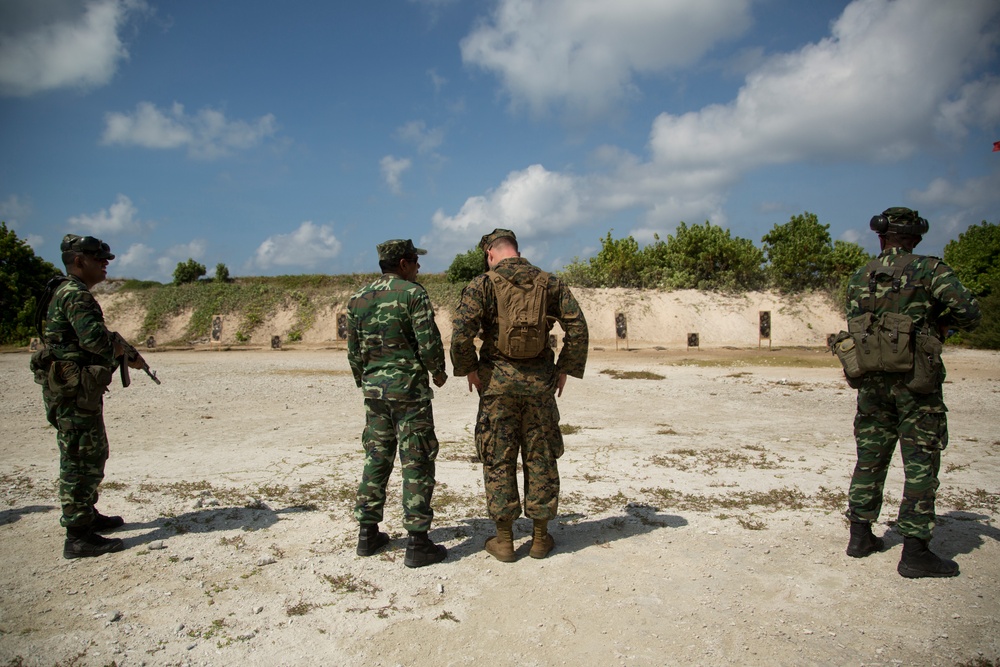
[[356, 523, 390, 557], [846, 521, 884, 558], [403, 531, 447, 568], [897, 536, 959, 578], [63, 525, 125, 559], [92, 509, 125, 532]]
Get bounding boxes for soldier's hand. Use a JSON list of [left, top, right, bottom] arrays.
[[556, 373, 568, 397], [433, 372, 447, 387], [466, 370, 482, 394], [127, 354, 145, 370]]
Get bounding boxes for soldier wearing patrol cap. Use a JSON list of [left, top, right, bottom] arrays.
[[347, 238, 449, 568], [843, 208, 980, 577], [450, 228, 589, 562], [32, 234, 144, 558]]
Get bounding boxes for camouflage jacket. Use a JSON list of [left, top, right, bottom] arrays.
[[846, 247, 981, 334], [347, 273, 446, 401], [44, 275, 117, 367], [451, 257, 589, 396]]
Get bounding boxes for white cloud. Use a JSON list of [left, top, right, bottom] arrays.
[[109, 238, 207, 281], [427, 68, 447, 94], [648, 0, 1000, 173], [437, 0, 1000, 263], [0, 0, 146, 97], [380, 155, 412, 195], [395, 120, 445, 154], [102, 101, 278, 160], [67, 193, 143, 234], [252, 222, 342, 270], [427, 164, 589, 256], [0, 194, 32, 228], [460, 0, 751, 118]]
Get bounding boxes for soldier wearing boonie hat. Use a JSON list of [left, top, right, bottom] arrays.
[[33, 233, 142, 559], [451, 227, 589, 563], [842, 207, 980, 578], [347, 237, 448, 568]]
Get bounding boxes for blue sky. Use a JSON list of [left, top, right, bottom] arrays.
[[1, 0, 998, 281]]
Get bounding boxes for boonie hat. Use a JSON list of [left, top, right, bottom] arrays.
[[377, 239, 427, 263], [479, 228, 517, 251], [61, 234, 115, 260], [869, 207, 929, 237]]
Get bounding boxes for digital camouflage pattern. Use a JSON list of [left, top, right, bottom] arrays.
[[41, 275, 118, 528], [451, 256, 588, 522], [354, 399, 439, 532], [347, 274, 446, 401], [476, 393, 563, 521], [846, 247, 981, 539], [348, 272, 446, 532]]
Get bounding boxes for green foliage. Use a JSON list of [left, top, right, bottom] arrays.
[[446, 246, 487, 283], [944, 220, 1000, 296], [173, 258, 207, 285], [651, 222, 766, 291], [592, 232, 645, 287], [215, 263, 231, 283], [958, 277, 1000, 350], [0, 222, 60, 345], [829, 239, 874, 310], [762, 212, 833, 292]]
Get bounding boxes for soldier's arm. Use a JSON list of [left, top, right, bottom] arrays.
[[410, 288, 447, 379], [65, 289, 116, 364], [450, 280, 486, 377], [930, 262, 982, 332], [553, 279, 588, 379], [346, 305, 364, 388]]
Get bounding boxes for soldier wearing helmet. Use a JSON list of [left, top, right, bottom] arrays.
[[843, 208, 980, 577]]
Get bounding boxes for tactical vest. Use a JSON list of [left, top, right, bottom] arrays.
[[487, 269, 550, 360], [848, 253, 918, 374]]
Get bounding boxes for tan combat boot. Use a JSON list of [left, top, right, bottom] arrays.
[[529, 519, 554, 559], [484, 520, 516, 562]]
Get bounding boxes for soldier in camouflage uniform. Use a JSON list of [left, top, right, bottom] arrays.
[[34, 235, 144, 559], [348, 239, 449, 568], [450, 229, 588, 562], [844, 208, 980, 578]]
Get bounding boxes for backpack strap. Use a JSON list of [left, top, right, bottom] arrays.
[[865, 254, 918, 314]]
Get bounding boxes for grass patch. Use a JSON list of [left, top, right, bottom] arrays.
[[323, 573, 381, 596], [560, 424, 582, 435], [600, 369, 666, 380], [650, 446, 786, 473]]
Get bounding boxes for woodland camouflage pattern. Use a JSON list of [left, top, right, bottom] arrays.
[[348, 272, 445, 533], [845, 247, 981, 539], [42, 275, 118, 528], [451, 256, 588, 522]]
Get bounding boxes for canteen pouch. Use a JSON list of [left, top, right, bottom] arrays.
[[906, 331, 943, 394], [29, 347, 54, 386], [48, 360, 81, 397], [832, 331, 863, 388], [77, 365, 113, 412]]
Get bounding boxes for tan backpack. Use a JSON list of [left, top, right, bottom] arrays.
[[487, 269, 550, 359]]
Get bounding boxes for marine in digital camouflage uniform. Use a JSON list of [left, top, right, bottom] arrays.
[[35, 235, 141, 559], [843, 208, 980, 578], [347, 238, 449, 568], [450, 228, 588, 562]]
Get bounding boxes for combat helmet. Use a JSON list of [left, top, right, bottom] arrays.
[[869, 207, 929, 237]]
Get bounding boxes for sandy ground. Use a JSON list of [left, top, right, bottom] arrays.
[[1, 339, 998, 667]]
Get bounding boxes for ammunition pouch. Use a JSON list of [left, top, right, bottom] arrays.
[[848, 311, 914, 374], [48, 360, 81, 397], [906, 330, 943, 394], [77, 365, 113, 412], [29, 347, 54, 387], [832, 331, 863, 388]]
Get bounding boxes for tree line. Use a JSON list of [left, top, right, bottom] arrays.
[[2, 214, 998, 348]]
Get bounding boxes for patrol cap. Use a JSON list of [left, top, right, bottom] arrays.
[[869, 207, 929, 237], [61, 234, 115, 260], [479, 228, 517, 251], [377, 239, 427, 263]]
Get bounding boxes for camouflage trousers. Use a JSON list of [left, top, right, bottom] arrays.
[[44, 393, 109, 528], [846, 373, 948, 540], [354, 398, 439, 533], [475, 392, 564, 522]]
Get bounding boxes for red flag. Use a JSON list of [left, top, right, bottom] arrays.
[[994, 141, 1000, 152]]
